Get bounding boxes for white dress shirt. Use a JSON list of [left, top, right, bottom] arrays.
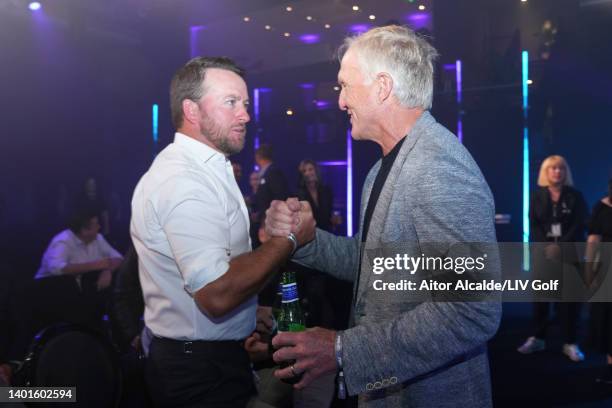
[[130, 132, 255, 341], [35, 230, 122, 279]]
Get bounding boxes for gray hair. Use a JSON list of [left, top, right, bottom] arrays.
[[338, 25, 439, 109]]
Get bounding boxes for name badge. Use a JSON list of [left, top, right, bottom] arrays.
[[550, 223, 562, 238]]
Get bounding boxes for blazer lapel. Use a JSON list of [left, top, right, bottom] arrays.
[[354, 112, 434, 307]]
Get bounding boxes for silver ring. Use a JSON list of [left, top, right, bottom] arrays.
[[290, 365, 298, 377]]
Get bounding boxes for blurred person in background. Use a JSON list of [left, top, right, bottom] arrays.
[[518, 155, 588, 362], [586, 178, 612, 383]]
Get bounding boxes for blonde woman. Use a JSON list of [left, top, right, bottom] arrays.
[[518, 155, 588, 361]]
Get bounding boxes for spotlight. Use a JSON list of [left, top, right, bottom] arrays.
[[286, 6, 293, 12], [418, 5, 426, 10], [324, 23, 331, 29], [369, 15, 376, 20], [527, 79, 533, 85], [265, 25, 271, 30], [286, 109, 294, 116], [29, 2, 41, 11], [284, 32, 291, 37], [243, 17, 250, 22], [352, 5, 360, 11], [333, 86, 340, 91], [306, 16, 313, 21]]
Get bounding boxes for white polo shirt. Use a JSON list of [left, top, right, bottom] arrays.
[[130, 133, 255, 341]]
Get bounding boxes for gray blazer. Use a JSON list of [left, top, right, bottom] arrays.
[[293, 112, 501, 407]]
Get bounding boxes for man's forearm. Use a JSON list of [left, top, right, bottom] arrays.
[[195, 237, 293, 318], [61, 260, 105, 275]]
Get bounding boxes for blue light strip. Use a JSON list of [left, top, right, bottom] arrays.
[[522, 50, 530, 270], [152, 104, 159, 144], [253, 88, 260, 152], [346, 130, 353, 237], [456, 59, 463, 143]]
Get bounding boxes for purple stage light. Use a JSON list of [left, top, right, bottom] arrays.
[[319, 161, 347, 166], [190, 26, 205, 58], [29, 2, 42, 11], [299, 83, 315, 89], [299, 34, 320, 44], [406, 12, 429, 21], [315, 100, 330, 109], [349, 24, 370, 34], [405, 12, 430, 30]]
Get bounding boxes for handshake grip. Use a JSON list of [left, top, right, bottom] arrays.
[[265, 198, 316, 247]]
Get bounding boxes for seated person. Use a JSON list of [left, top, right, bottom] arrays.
[[35, 209, 123, 291]]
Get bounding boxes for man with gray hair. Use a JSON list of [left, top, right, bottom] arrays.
[[266, 25, 501, 407]]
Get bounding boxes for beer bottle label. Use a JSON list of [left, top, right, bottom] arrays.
[[281, 282, 298, 303]]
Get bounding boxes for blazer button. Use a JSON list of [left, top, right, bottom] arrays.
[[366, 383, 374, 391], [382, 379, 390, 387], [374, 381, 382, 389], [390, 376, 398, 384]]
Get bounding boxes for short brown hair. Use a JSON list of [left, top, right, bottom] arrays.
[[169, 57, 245, 129]]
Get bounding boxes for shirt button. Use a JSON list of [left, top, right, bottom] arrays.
[[374, 381, 382, 389], [366, 383, 374, 391], [390, 376, 398, 384], [382, 379, 390, 387]]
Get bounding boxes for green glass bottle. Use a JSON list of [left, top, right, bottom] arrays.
[[277, 270, 305, 384]]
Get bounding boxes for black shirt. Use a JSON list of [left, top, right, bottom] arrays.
[[361, 137, 406, 242]]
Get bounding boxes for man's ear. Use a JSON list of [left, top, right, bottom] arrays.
[[376, 72, 394, 104], [182, 99, 199, 125]]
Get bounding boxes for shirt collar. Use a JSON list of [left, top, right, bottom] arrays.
[[174, 132, 228, 164]]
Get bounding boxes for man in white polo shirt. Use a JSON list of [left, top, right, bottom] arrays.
[[130, 57, 313, 407]]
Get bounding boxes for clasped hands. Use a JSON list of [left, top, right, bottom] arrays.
[[265, 198, 316, 247]]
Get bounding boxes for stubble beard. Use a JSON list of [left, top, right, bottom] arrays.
[[200, 118, 245, 156]]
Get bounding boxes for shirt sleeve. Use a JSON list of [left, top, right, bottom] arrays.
[[97, 234, 123, 259], [160, 176, 232, 295], [42, 239, 70, 276]]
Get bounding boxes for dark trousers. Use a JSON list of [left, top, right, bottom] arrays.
[[145, 337, 255, 408], [534, 302, 581, 343]]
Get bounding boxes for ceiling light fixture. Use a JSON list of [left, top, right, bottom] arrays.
[[286, 6, 293, 12], [286, 109, 294, 116], [352, 5, 360, 11], [265, 25, 271, 30], [306, 16, 313, 21], [28, 2, 41, 11], [369, 15, 376, 20], [243, 17, 250, 22], [284, 32, 291, 37], [418, 5, 426, 10], [324, 23, 331, 29]]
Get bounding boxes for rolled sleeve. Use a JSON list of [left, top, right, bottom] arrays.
[[162, 183, 231, 295]]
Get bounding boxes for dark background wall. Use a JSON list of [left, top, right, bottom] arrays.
[[1, 0, 610, 277]]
